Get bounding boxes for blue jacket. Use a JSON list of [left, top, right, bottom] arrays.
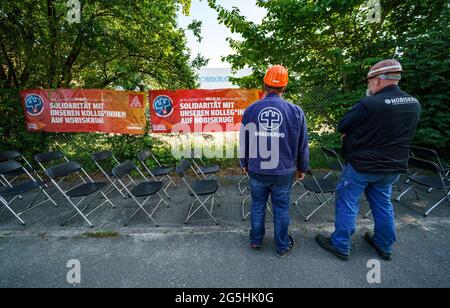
[[239, 93, 309, 175]]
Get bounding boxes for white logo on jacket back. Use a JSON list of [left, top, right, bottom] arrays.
[[258, 107, 283, 131]]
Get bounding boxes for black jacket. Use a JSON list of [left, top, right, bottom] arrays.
[[339, 85, 421, 173]]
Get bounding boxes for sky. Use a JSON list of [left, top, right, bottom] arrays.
[[177, 0, 267, 68]]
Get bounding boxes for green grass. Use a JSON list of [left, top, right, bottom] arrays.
[[83, 230, 120, 239]]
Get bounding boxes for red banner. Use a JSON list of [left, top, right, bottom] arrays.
[[21, 89, 146, 134], [148, 89, 263, 133]]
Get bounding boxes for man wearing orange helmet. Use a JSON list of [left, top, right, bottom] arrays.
[[316, 59, 421, 261], [239, 65, 309, 258]]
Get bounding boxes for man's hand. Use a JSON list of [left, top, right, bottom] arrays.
[[242, 167, 248, 174], [341, 134, 347, 141], [296, 171, 305, 181]]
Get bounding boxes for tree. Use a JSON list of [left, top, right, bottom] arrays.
[[0, 0, 203, 155], [208, 0, 449, 155]]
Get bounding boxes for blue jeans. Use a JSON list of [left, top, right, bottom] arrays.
[[331, 164, 400, 256], [250, 178, 292, 252]]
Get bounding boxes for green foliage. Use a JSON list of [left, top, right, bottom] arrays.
[[0, 0, 202, 166], [209, 0, 450, 157], [83, 230, 120, 239]]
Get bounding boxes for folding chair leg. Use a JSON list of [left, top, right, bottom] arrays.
[[213, 196, 220, 207], [237, 176, 248, 195], [186, 199, 198, 222], [165, 175, 177, 189], [161, 186, 171, 200], [156, 192, 169, 207], [396, 185, 413, 201], [241, 194, 250, 221], [185, 195, 218, 225], [0, 206, 6, 218], [64, 203, 93, 227], [0, 196, 26, 225], [41, 188, 58, 207], [297, 193, 334, 222], [124, 194, 165, 227], [293, 191, 308, 205], [412, 186, 420, 200], [266, 202, 273, 217], [323, 171, 333, 179], [125, 207, 143, 226], [100, 191, 116, 209], [423, 191, 450, 217]]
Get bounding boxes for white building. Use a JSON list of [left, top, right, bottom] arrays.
[[197, 68, 253, 89]]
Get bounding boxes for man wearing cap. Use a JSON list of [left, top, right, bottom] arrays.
[[316, 59, 421, 261], [239, 65, 309, 258]]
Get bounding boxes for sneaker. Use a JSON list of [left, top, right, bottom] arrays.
[[276, 235, 294, 258], [315, 234, 350, 261], [250, 243, 262, 252], [364, 232, 392, 261]]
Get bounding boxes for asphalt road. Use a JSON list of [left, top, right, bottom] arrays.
[[0, 175, 449, 288]]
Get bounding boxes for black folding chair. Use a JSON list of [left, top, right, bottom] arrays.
[[321, 147, 344, 179], [46, 161, 116, 227], [112, 160, 168, 227], [411, 146, 450, 184], [176, 159, 220, 225], [34, 151, 72, 189], [91, 150, 136, 199], [0, 160, 57, 225], [0, 150, 46, 187], [293, 169, 336, 221], [189, 150, 220, 181], [396, 157, 450, 217], [137, 150, 177, 200], [34, 150, 69, 169]]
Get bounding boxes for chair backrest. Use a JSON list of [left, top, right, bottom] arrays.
[[410, 146, 445, 169], [0, 160, 23, 175], [408, 157, 442, 174], [321, 147, 339, 160], [410, 146, 438, 159], [91, 150, 113, 162], [322, 147, 344, 165], [112, 160, 137, 179], [34, 151, 65, 164], [0, 150, 22, 162], [46, 161, 82, 179], [137, 150, 152, 162], [176, 159, 192, 177]]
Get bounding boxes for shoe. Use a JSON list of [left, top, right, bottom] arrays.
[[315, 234, 350, 261], [250, 243, 262, 252], [364, 232, 392, 261], [276, 235, 294, 258]]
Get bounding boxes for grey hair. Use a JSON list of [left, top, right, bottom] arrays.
[[377, 74, 402, 81]]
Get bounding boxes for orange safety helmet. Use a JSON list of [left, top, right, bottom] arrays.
[[264, 65, 289, 88]]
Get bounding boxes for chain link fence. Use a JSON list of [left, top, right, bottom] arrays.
[[6, 87, 344, 174]]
